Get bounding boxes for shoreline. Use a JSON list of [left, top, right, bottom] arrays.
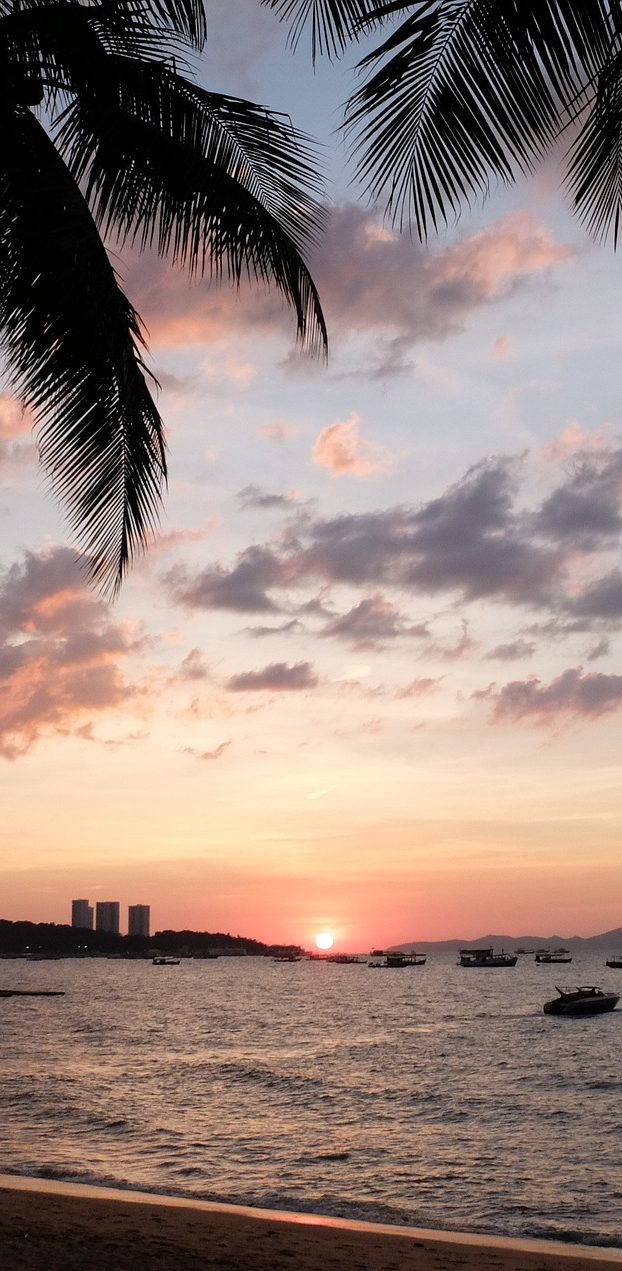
[[1, 1175, 622, 1271]]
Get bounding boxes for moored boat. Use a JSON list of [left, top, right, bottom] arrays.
[[385, 952, 426, 968], [152, 957, 181, 966], [606, 956, 622, 969], [543, 986, 619, 1016], [458, 947, 517, 968], [535, 948, 572, 963]]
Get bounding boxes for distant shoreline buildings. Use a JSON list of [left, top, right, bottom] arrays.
[[71, 899, 150, 939]]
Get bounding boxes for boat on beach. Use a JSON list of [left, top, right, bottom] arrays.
[[458, 947, 517, 968], [543, 986, 619, 1016]]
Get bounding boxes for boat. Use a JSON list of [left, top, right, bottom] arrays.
[[273, 954, 302, 962], [606, 957, 622, 969], [152, 957, 181, 966], [535, 948, 572, 964], [543, 986, 619, 1016], [385, 952, 426, 968], [458, 947, 517, 968]]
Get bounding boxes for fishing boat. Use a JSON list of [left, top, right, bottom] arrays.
[[458, 947, 517, 968], [543, 986, 619, 1016], [535, 948, 572, 964], [385, 952, 426, 967]]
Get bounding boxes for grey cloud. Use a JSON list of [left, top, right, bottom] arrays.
[[486, 639, 536, 661], [536, 450, 622, 548], [237, 485, 296, 510], [247, 619, 304, 638], [321, 594, 429, 649], [586, 637, 610, 662], [227, 661, 318, 692], [567, 571, 622, 620], [484, 667, 622, 725], [168, 546, 285, 613], [168, 452, 622, 630]]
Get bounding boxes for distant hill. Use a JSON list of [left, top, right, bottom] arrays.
[[393, 926, 622, 952]]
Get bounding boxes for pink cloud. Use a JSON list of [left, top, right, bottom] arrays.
[[491, 336, 509, 361], [0, 548, 147, 759], [258, 422, 297, 442], [543, 424, 609, 463], [122, 206, 571, 375], [312, 413, 395, 479]]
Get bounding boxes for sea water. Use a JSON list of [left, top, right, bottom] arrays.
[[1, 952, 621, 1245]]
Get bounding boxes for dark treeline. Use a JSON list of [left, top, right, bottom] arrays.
[[0, 919, 302, 957]]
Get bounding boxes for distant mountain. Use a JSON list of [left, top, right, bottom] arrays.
[[393, 926, 622, 952]]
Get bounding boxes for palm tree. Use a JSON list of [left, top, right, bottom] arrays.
[[1, 0, 327, 592], [265, 0, 622, 242]]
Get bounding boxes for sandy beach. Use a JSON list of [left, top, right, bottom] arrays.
[[1, 1177, 621, 1271]]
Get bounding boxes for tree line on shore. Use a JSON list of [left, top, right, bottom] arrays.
[[0, 919, 303, 958]]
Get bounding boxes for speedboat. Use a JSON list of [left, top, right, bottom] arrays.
[[543, 986, 619, 1016], [458, 947, 517, 968]]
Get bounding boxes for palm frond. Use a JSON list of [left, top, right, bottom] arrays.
[[261, 0, 382, 60], [345, 0, 615, 237], [0, 109, 166, 593], [54, 61, 328, 353], [567, 39, 622, 245]]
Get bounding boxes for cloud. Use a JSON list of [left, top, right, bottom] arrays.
[[238, 485, 299, 510], [395, 677, 442, 698], [321, 595, 428, 649], [536, 449, 622, 548], [258, 422, 297, 442], [482, 667, 622, 726], [246, 618, 304, 638], [566, 571, 622, 621], [312, 413, 395, 479], [183, 740, 232, 761], [167, 546, 285, 613], [123, 207, 571, 373], [486, 639, 536, 661], [0, 394, 36, 474], [226, 661, 318, 692], [491, 337, 509, 361], [0, 548, 144, 758], [166, 446, 622, 631], [177, 649, 210, 680]]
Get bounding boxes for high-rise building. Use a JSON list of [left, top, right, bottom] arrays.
[[95, 901, 120, 934], [71, 899, 94, 929], [128, 904, 150, 938]]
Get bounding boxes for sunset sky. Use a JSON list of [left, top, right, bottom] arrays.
[[2, 0, 622, 949]]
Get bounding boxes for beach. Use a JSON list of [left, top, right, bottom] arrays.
[[2, 1177, 622, 1271]]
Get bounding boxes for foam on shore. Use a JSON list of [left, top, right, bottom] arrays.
[[2, 1174, 622, 1271]]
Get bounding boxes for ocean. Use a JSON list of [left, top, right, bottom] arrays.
[[1, 951, 621, 1246]]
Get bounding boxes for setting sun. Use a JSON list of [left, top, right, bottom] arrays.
[[315, 931, 334, 950]]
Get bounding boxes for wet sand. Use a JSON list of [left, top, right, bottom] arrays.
[[1, 1175, 621, 1271]]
